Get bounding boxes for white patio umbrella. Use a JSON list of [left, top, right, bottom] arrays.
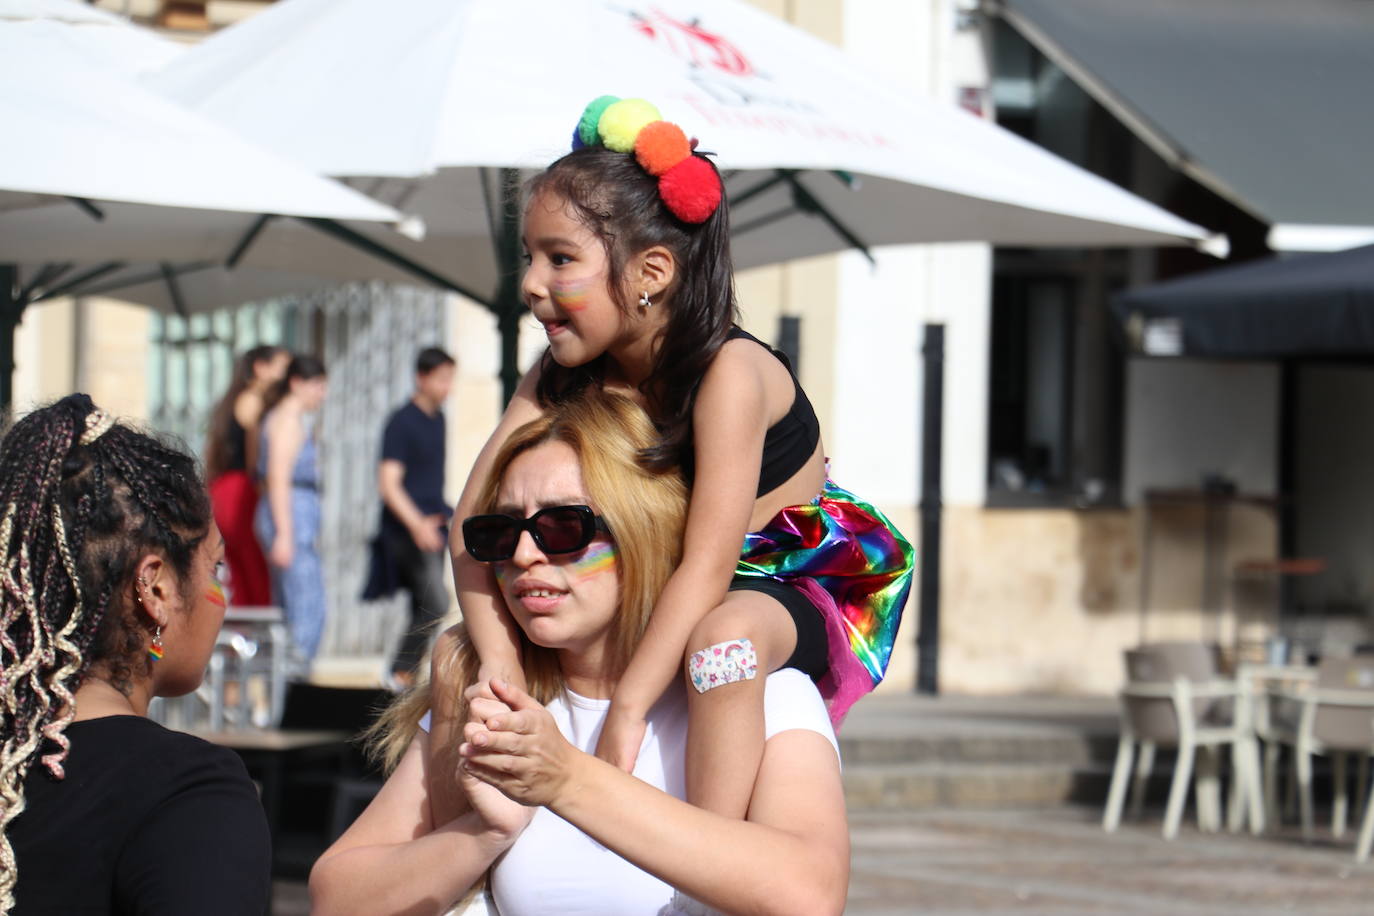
[[0, 0, 405, 409], [128, 0, 1205, 395]]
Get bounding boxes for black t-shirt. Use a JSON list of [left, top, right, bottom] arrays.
[[379, 401, 450, 534], [7, 716, 271, 914]]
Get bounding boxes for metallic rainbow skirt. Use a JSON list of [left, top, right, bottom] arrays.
[[735, 478, 915, 727]]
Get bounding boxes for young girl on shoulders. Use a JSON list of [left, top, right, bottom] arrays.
[[441, 95, 914, 820]]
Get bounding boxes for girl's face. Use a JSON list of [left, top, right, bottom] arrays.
[[155, 523, 229, 699], [489, 441, 622, 662], [520, 192, 627, 368]]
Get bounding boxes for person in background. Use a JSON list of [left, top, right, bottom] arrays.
[[204, 345, 289, 607], [365, 347, 457, 690], [0, 394, 271, 915], [255, 355, 329, 669]]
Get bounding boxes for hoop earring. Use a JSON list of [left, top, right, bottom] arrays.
[[638, 291, 652, 308], [148, 626, 164, 662]]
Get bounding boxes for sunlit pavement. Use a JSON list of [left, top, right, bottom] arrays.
[[845, 806, 1374, 915], [271, 804, 1374, 914]]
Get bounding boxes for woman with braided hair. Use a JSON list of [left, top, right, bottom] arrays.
[[0, 395, 271, 914]]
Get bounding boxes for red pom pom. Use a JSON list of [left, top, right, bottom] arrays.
[[658, 156, 721, 224], [635, 121, 691, 176]]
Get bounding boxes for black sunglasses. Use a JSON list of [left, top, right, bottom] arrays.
[[462, 505, 611, 562]]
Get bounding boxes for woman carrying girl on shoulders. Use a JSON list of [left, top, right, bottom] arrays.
[[444, 96, 914, 823]]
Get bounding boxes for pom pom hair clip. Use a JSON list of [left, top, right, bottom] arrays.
[[571, 95, 723, 224]]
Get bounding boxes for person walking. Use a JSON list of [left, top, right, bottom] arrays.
[[365, 347, 457, 689], [204, 345, 289, 607], [255, 355, 329, 669]]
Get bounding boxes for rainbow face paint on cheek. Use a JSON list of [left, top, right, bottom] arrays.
[[568, 540, 617, 580], [551, 277, 593, 311], [205, 578, 227, 608]]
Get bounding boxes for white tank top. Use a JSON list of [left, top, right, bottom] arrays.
[[423, 670, 838, 916]]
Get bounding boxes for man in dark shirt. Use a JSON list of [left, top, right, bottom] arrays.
[[369, 347, 456, 687]]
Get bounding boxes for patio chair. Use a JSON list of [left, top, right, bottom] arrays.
[[1286, 657, 1374, 851], [1358, 715, 1374, 864], [1102, 642, 1263, 839]]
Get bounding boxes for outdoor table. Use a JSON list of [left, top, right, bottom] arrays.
[[188, 728, 354, 851], [220, 605, 292, 728]]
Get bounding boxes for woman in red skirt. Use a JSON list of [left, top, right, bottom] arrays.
[[205, 345, 289, 607]]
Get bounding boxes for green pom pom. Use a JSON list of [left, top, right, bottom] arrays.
[[598, 98, 662, 153], [578, 95, 621, 148]]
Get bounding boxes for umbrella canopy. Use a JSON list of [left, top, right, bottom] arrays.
[[1112, 245, 1374, 359], [0, 1, 398, 223], [146, 0, 1205, 285], [0, 0, 405, 409]]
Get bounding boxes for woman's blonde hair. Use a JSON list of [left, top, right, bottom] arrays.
[[368, 391, 687, 771]]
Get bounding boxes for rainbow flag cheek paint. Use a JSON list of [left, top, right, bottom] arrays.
[[551, 278, 594, 312], [205, 579, 227, 608], [569, 540, 617, 581]]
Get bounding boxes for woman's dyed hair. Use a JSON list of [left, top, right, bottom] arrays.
[[368, 391, 687, 772], [0, 395, 210, 911], [204, 345, 286, 479], [530, 145, 739, 470]]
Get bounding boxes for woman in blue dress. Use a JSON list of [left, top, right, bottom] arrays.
[[255, 355, 329, 667]]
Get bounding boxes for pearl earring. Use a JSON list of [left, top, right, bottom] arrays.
[[638, 291, 652, 308]]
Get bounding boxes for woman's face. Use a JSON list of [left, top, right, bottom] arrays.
[[489, 441, 622, 660], [155, 522, 228, 699], [255, 350, 290, 386], [293, 375, 328, 412]]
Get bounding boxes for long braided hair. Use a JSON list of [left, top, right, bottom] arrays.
[[0, 394, 210, 912]]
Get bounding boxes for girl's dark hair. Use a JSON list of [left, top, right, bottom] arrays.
[[531, 146, 738, 469], [204, 345, 285, 479], [262, 354, 326, 413], [0, 395, 210, 909]]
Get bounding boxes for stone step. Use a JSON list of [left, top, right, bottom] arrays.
[[838, 730, 1118, 767], [843, 761, 1113, 810]]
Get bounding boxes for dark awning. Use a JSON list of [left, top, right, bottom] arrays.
[[1112, 244, 1374, 358], [994, 0, 1374, 229]]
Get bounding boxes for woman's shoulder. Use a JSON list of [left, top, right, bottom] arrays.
[[763, 670, 840, 760], [84, 716, 256, 785]]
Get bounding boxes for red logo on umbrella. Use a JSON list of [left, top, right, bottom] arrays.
[[629, 7, 756, 78]]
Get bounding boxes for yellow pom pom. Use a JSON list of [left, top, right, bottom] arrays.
[[598, 99, 662, 153]]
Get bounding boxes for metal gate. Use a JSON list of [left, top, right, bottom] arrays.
[[149, 283, 449, 660]]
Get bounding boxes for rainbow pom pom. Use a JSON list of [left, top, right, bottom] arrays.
[[634, 120, 691, 176], [597, 98, 662, 152], [577, 95, 620, 148], [659, 155, 722, 224], [569, 95, 724, 223], [577, 94, 621, 149]]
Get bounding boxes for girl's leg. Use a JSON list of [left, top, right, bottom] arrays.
[[684, 590, 798, 819]]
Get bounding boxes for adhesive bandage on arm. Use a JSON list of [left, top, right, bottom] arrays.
[[688, 638, 759, 693]]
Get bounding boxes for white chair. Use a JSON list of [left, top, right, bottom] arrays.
[[1284, 657, 1374, 856], [1103, 643, 1264, 839], [1358, 715, 1374, 863]]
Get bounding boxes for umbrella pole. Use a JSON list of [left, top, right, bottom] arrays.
[[494, 168, 524, 406], [0, 264, 21, 420]]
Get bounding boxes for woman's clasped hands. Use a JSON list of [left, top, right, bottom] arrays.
[[459, 679, 581, 811]]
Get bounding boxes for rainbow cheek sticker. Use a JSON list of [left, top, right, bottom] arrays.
[[551, 278, 593, 312], [205, 579, 227, 609], [569, 540, 617, 580]]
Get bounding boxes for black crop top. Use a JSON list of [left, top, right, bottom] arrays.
[[224, 416, 248, 473], [684, 326, 821, 498]]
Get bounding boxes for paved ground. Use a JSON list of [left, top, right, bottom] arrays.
[[272, 805, 1374, 914], [846, 807, 1374, 915]]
